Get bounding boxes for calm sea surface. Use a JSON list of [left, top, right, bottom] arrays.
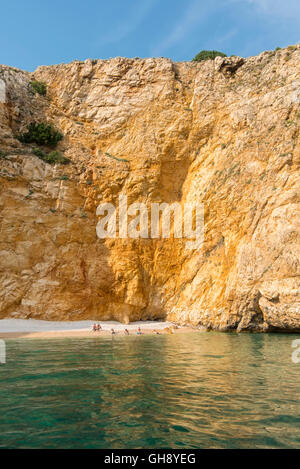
[[0, 332, 299, 449]]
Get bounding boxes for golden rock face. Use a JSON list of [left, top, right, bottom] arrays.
[[0, 48, 300, 331]]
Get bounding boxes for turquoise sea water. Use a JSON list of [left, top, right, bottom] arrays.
[[0, 332, 299, 449]]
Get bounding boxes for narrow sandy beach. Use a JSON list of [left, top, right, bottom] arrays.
[[0, 319, 196, 339]]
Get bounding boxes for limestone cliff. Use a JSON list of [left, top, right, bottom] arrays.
[[0, 46, 300, 331]]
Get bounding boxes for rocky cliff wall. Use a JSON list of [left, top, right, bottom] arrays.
[[0, 46, 300, 331]]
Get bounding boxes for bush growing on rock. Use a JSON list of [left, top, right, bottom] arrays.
[[32, 147, 70, 165], [30, 81, 47, 96], [45, 151, 70, 165], [17, 122, 63, 146], [192, 50, 227, 62], [32, 147, 45, 158]]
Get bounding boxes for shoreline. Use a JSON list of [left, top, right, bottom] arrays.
[[0, 319, 197, 339]]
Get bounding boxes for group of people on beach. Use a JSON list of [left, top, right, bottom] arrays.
[[92, 324, 162, 336]]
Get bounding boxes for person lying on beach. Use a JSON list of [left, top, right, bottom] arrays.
[[137, 327, 143, 335], [152, 330, 160, 335], [124, 329, 130, 335]]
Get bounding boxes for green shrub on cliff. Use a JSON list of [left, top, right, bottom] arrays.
[[105, 152, 129, 163], [32, 147, 46, 158], [192, 50, 227, 62], [18, 122, 63, 146], [32, 147, 70, 165], [45, 151, 70, 165], [30, 81, 47, 96]]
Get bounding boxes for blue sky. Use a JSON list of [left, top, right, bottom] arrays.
[[1, 0, 300, 71]]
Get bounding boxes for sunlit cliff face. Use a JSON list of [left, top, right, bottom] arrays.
[[0, 46, 300, 331]]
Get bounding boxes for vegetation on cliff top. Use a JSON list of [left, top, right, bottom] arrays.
[[192, 50, 227, 62]]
